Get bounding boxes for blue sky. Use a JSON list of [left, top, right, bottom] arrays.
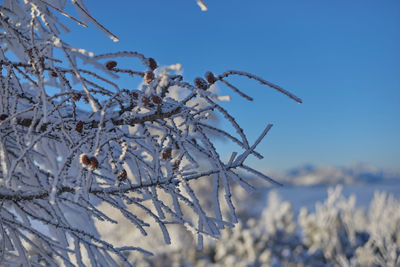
[[63, 0, 400, 172]]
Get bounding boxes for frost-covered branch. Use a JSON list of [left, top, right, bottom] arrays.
[[0, 1, 301, 265]]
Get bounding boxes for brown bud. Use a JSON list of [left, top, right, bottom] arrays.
[[141, 96, 149, 106], [205, 71, 216, 84], [105, 60, 117, 70], [80, 154, 90, 166], [83, 96, 89, 103], [151, 94, 162, 104], [72, 93, 81, 102], [0, 114, 8, 121], [76, 121, 84, 133], [40, 124, 47, 132], [89, 157, 99, 170], [194, 77, 208, 90], [162, 148, 172, 160], [148, 58, 157, 70], [50, 71, 58, 77], [40, 58, 45, 70], [131, 91, 139, 100], [118, 169, 127, 181], [144, 71, 155, 84]]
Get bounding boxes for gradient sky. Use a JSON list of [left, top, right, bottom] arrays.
[[62, 0, 400, 172]]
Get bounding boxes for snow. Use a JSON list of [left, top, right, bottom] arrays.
[[196, 0, 208, 11], [2, 0, 397, 265]]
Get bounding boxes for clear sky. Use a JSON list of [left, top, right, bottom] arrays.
[[62, 0, 400, 172]]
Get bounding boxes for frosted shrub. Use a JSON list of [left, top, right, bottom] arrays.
[[299, 186, 363, 265], [299, 186, 400, 266], [134, 190, 305, 266], [355, 191, 400, 267], [213, 190, 302, 266], [0, 1, 301, 266], [133, 186, 400, 266]]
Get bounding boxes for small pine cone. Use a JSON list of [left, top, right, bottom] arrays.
[[205, 71, 216, 84], [50, 71, 58, 77], [72, 93, 81, 101], [118, 169, 127, 181], [76, 121, 84, 133], [194, 77, 208, 90], [105, 60, 117, 70], [0, 114, 8, 121], [40, 124, 47, 132], [141, 96, 149, 106], [151, 94, 162, 104], [89, 157, 99, 170], [148, 58, 157, 70], [39, 58, 45, 70], [131, 91, 139, 99], [83, 96, 89, 103], [80, 154, 90, 166], [162, 148, 172, 160], [144, 71, 155, 84]]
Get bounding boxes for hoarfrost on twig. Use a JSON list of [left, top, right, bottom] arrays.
[[0, 0, 301, 265]]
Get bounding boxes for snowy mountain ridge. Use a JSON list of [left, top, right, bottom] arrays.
[[274, 163, 400, 186]]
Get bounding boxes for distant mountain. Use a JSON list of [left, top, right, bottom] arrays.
[[277, 163, 400, 186]]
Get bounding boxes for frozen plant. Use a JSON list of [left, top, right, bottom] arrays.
[[0, 1, 301, 266], [212, 190, 303, 266], [124, 190, 304, 267], [298, 186, 400, 266], [355, 191, 400, 267], [131, 187, 400, 266]]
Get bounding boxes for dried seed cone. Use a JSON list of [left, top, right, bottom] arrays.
[[131, 91, 139, 99], [205, 71, 216, 84], [118, 169, 127, 181], [144, 71, 155, 84], [39, 58, 45, 70], [40, 124, 47, 132], [75, 121, 84, 133], [0, 114, 8, 121], [72, 93, 81, 101], [194, 77, 208, 90], [89, 157, 99, 170], [141, 96, 149, 106], [80, 154, 90, 166], [151, 94, 162, 104], [162, 148, 172, 160], [105, 60, 117, 70], [148, 58, 157, 70], [50, 71, 58, 77]]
